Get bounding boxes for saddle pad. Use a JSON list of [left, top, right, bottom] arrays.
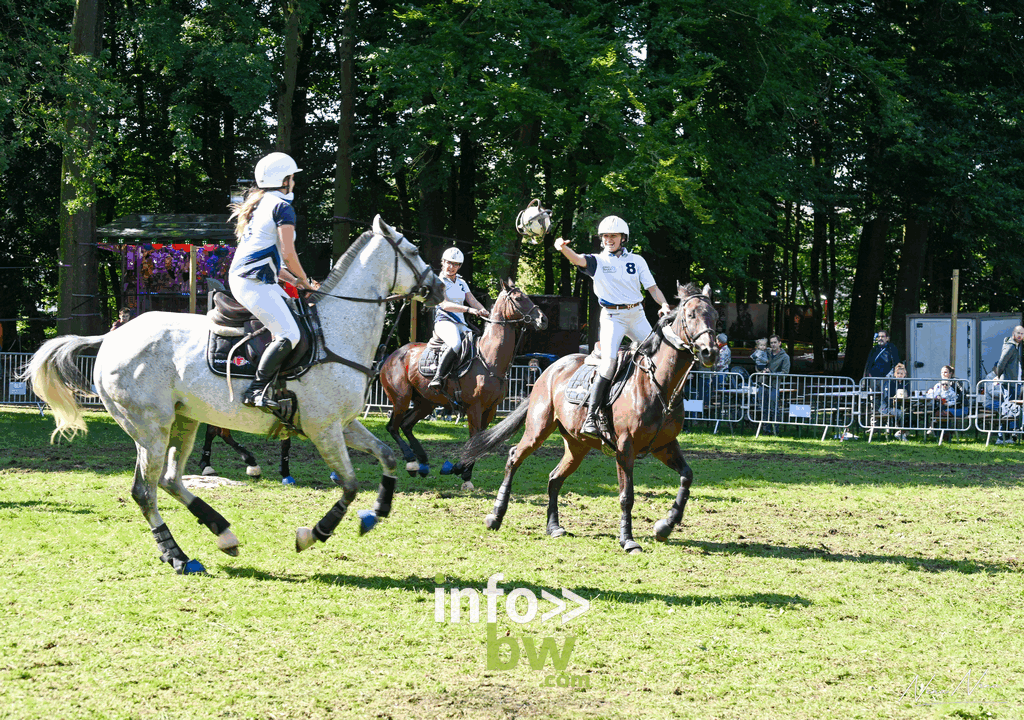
[[206, 306, 316, 379], [418, 338, 477, 379], [564, 356, 639, 407]]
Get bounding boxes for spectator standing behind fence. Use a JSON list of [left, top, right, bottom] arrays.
[[758, 334, 790, 435], [879, 363, 910, 440], [111, 308, 132, 331], [994, 325, 1024, 395], [864, 329, 900, 379]]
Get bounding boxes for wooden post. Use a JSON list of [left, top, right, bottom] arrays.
[[189, 244, 198, 314], [950, 269, 959, 369], [410, 299, 418, 343]]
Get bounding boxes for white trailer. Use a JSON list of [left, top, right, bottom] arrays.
[[905, 313, 1020, 382]]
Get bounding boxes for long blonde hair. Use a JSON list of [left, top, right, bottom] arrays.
[[229, 187, 266, 239]]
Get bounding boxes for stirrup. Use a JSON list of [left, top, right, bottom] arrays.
[[244, 385, 280, 410], [581, 412, 601, 439]]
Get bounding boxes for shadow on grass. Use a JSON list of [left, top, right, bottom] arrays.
[[0, 500, 95, 514], [219, 565, 812, 609], [683, 539, 1018, 574]]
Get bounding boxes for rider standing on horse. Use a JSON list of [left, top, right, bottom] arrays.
[[228, 152, 320, 409], [429, 247, 489, 389], [555, 215, 672, 438]]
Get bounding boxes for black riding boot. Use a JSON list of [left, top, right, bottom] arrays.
[[429, 347, 458, 389], [243, 338, 293, 409], [581, 374, 612, 439]]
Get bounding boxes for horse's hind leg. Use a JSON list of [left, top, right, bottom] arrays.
[[343, 419, 398, 523], [160, 414, 240, 556], [546, 435, 589, 537], [651, 439, 694, 543], [486, 408, 557, 531], [220, 429, 261, 478], [198, 424, 218, 476], [400, 398, 435, 475], [296, 422, 358, 552]]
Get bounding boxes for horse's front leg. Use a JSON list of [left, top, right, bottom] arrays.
[[198, 424, 218, 476], [457, 402, 484, 489], [296, 422, 361, 552], [652, 439, 693, 543], [615, 444, 642, 554], [400, 399, 435, 476], [343, 420, 398, 522], [387, 409, 419, 475], [220, 429, 261, 477]]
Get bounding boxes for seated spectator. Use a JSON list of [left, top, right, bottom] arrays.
[[111, 307, 132, 331], [879, 363, 910, 440], [926, 365, 968, 417]]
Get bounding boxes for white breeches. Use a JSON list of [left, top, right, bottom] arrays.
[[228, 275, 301, 344], [434, 320, 468, 352], [597, 306, 653, 379]]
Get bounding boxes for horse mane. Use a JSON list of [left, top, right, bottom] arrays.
[[638, 282, 705, 356], [314, 229, 376, 302]]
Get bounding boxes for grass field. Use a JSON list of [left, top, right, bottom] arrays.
[[1, 406, 1022, 719]]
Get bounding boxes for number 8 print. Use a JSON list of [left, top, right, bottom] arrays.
[[626, 262, 636, 274]]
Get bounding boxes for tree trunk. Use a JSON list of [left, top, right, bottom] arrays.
[[841, 216, 891, 378], [332, 0, 355, 262], [276, 0, 302, 153], [58, 0, 105, 337], [889, 217, 929, 367]]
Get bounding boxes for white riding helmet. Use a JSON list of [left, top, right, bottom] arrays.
[[597, 215, 629, 238], [441, 247, 465, 264], [255, 152, 302, 189]]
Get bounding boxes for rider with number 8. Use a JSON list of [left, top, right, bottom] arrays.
[[555, 215, 673, 439]]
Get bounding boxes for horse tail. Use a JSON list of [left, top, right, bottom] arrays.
[[460, 398, 530, 466], [19, 335, 104, 443]]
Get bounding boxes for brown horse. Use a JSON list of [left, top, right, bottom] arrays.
[[379, 279, 547, 485], [459, 282, 718, 553]]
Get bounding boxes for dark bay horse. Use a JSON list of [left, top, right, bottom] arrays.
[[459, 282, 718, 553], [379, 279, 547, 486]]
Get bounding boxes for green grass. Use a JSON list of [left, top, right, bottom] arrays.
[[1, 406, 1022, 719]]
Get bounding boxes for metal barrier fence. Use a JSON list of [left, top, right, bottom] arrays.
[[974, 378, 1023, 445], [1, 352, 103, 410], [5, 349, 1022, 446], [857, 376, 973, 444], [747, 372, 860, 439]]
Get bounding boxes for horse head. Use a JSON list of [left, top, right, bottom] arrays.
[[664, 281, 719, 367], [372, 215, 446, 305], [497, 278, 548, 331]]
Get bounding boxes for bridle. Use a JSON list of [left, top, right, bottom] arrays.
[[642, 292, 717, 418], [311, 230, 436, 305], [481, 289, 538, 327]]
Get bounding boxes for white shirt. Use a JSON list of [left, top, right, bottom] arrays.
[[436, 275, 470, 325], [582, 248, 656, 306]]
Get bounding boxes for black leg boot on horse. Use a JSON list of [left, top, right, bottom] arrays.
[[428, 346, 458, 390], [581, 373, 612, 440], [243, 337, 293, 410]]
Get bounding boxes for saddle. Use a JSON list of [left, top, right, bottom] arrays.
[[418, 334, 478, 380], [564, 343, 639, 407], [205, 291, 317, 380]]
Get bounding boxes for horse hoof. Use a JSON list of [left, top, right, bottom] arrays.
[[201, 466, 217, 477], [405, 460, 420, 476], [358, 510, 378, 536], [622, 540, 643, 554], [653, 520, 672, 542], [216, 529, 240, 556], [548, 526, 566, 538], [182, 559, 207, 575], [295, 527, 317, 553], [418, 464, 430, 477], [246, 465, 262, 478], [484, 514, 502, 531], [440, 460, 455, 475], [281, 476, 296, 485], [330, 471, 342, 486]]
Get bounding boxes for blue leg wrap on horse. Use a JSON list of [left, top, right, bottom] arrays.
[[152, 523, 189, 573], [188, 497, 230, 536], [313, 500, 349, 542]]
